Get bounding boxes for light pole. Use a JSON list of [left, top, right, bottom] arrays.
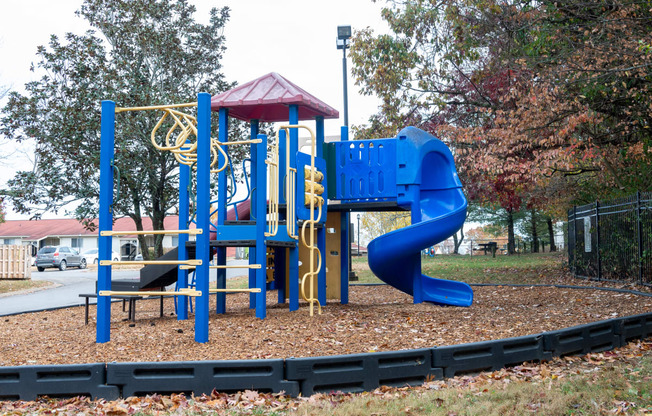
[[337, 25, 357, 280], [337, 25, 351, 126], [357, 213, 361, 256]]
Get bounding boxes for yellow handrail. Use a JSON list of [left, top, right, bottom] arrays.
[[265, 134, 280, 237], [100, 229, 202, 236], [287, 167, 298, 239]]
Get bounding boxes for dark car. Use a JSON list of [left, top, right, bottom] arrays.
[[35, 246, 86, 271]]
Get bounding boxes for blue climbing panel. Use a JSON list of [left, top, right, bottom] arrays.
[[296, 152, 328, 223], [329, 139, 397, 202]]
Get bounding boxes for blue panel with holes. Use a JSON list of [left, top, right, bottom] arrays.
[[330, 139, 397, 202]]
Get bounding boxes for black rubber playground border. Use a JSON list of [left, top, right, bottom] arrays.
[[0, 284, 651, 401]]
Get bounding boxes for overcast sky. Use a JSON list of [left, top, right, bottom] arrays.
[[0, 0, 389, 219]]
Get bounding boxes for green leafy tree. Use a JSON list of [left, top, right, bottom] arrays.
[[0, 0, 232, 257], [360, 211, 411, 240], [0, 83, 10, 223]]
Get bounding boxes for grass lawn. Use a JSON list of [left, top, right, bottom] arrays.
[[352, 251, 566, 285], [0, 278, 52, 294], [295, 355, 652, 416]]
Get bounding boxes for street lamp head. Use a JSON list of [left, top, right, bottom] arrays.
[[337, 25, 352, 50], [357, 213, 360, 220], [337, 25, 352, 40]]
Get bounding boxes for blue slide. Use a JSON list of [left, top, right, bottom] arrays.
[[367, 127, 473, 307]]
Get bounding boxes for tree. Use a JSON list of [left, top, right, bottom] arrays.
[[360, 211, 410, 240], [0, 0, 232, 257], [0, 83, 10, 223], [451, 227, 465, 254], [350, 0, 652, 220]]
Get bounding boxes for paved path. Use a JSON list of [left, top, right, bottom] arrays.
[[0, 259, 250, 316]]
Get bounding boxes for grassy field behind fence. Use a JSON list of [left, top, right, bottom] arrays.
[[351, 252, 565, 285]]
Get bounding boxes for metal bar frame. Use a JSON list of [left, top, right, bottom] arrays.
[[194, 92, 211, 343], [96, 100, 115, 343]]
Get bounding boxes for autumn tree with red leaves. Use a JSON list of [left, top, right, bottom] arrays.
[[350, 0, 651, 254]]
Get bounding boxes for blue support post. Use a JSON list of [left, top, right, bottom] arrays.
[[410, 188, 423, 303], [288, 105, 300, 311], [276, 129, 288, 304], [316, 117, 327, 305], [97, 100, 115, 343], [275, 248, 286, 304], [216, 108, 229, 314], [195, 92, 211, 343], [249, 120, 259, 309], [340, 126, 349, 305], [177, 144, 190, 320], [255, 133, 268, 319]]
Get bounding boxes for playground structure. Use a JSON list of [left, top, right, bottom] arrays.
[[96, 72, 473, 343]]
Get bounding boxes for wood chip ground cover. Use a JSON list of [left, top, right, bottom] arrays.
[[0, 285, 650, 366]]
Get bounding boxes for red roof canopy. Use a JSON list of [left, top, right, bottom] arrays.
[[211, 72, 339, 122]]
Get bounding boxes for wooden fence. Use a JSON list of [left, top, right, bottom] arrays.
[[0, 245, 32, 279]]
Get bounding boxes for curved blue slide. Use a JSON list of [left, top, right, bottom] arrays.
[[367, 127, 473, 307]]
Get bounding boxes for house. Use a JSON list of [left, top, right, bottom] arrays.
[[351, 243, 367, 256], [0, 216, 194, 259]]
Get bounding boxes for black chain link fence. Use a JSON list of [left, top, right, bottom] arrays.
[[568, 192, 652, 287]]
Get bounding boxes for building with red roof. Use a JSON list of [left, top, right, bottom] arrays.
[[0, 216, 193, 259]]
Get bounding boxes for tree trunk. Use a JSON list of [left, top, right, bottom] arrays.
[[547, 217, 557, 252], [530, 209, 539, 253], [453, 226, 465, 254], [507, 209, 516, 255]]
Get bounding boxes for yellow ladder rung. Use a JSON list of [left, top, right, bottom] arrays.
[[100, 229, 202, 237], [209, 288, 262, 293], [98, 289, 202, 297], [100, 259, 202, 266], [179, 264, 262, 270]]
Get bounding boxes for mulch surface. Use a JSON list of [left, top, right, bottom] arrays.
[[0, 284, 650, 366]]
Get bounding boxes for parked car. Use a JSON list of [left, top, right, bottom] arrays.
[[35, 246, 86, 271], [81, 248, 120, 265]]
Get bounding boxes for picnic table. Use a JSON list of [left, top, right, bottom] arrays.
[[476, 242, 498, 257]]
